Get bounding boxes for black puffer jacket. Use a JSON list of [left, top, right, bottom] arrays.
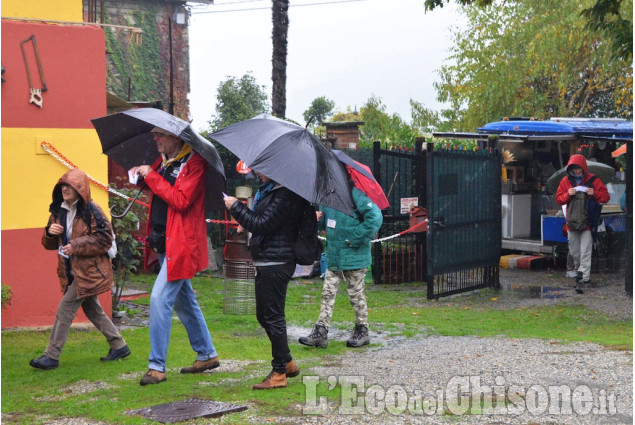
[[230, 185, 306, 263]]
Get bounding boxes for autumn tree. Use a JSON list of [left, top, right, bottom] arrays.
[[425, 0, 632, 62], [434, 0, 633, 131]]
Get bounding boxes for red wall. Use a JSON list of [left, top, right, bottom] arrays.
[[1, 228, 112, 328], [1, 21, 106, 128]]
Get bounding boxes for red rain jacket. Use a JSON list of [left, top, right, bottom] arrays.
[[143, 152, 209, 281], [555, 154, 610, 231]]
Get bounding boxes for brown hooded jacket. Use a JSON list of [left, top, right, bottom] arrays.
[[42, 169, 114, 298]]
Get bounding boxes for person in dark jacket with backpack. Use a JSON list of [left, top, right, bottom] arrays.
[[30, 169, 130, 370], [299, 186, 382, 349], [224, 172, 306, 390], [556, 154, 609, 292]]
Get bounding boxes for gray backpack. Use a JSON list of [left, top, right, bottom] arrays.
[[567, 192, 589, 231]]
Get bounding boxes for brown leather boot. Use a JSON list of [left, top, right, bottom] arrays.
[[253, 371, 287, 390], [286, 360, 300, 378], [140, 369, 167, 386], [180, 357, 220, 374]]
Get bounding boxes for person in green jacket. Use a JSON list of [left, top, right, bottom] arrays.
[[299, 186, 383, 348]]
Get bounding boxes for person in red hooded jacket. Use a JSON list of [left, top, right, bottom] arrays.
[[555, 154, 609, 293], [130, 127, 219, 386]]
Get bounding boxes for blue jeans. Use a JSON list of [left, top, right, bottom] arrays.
[[148, 254, 217, 372]]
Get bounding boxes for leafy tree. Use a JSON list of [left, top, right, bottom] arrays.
[[423, 0, 492, 11], [581, 0, 633, 61], [303, 96, 335, 126], [328, 96, 422, 148], [206, 73, 269, 179], [272, 0, 289, 118], [434, 0, 633, 131], [209, 73, 269, 132], [330, 106, 362, 122], [425, 0, 633, 67]]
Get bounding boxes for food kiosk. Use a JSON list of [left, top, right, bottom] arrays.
[[434, 117, 631, 263]]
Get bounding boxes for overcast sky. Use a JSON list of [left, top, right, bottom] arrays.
[[188, 0, 465, 132]]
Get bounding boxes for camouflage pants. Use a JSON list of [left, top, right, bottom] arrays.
[[317, 268, 368, 329]]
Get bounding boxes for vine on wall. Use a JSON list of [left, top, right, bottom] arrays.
[[104, 2, 190, 118]]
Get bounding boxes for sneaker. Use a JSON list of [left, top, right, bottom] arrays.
[[140, 369, 167, 386], [100, 345, 131, 361], [346, 324, 370, 348], [29, 355, 59, 370], [180, 357, 220, 374], [298, 324, 328, 348], [566, 270, 578, 278], [253, 370, 286, 390]]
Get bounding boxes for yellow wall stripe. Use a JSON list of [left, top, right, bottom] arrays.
[[1, 0, 83, 22], [1, 127, 110, 230]]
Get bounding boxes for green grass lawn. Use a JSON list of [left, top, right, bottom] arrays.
[[1, 274, 631, 424]]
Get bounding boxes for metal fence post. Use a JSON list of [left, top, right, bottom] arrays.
[[373, 141, 382, 285]]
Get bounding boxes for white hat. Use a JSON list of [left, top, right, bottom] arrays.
[[151, 126, 178, 138]]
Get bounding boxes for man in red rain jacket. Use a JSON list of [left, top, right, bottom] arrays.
[[555, 154, 610, 293]]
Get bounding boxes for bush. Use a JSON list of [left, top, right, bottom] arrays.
[[1, 283, 13, 309], [109, 186, 146, 309]]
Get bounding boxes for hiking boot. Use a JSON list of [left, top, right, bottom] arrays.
[[298, 324, 328, 348], [346, 324, 370, 348], [100, 345, 131, 361], [140, 369, 167, 386], [574, 272, 585, 294], [29, 355, 59, 370], [565, 270, 578, 278], [253, 370, 286, 390], [286, 360, 300, 378], [180, 357, 220, 374]]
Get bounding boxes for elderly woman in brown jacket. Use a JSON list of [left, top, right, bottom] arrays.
[[29, 169, 130, 370]]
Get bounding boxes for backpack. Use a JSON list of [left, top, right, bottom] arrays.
[[88, 201, 117, 259], [293, 203, 323, 266], [566, 175, 599, 232]]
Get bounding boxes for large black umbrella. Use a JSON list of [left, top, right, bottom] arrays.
[[91, 108, 226, 210], [546, 161, 616, 194], [210, 114, 354, 215]]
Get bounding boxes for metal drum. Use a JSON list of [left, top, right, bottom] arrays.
[[222, 278, 255, 315]]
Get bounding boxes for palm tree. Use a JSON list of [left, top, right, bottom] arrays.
[[271, 0, 289, 118]]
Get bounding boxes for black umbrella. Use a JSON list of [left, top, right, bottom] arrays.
[[546, 161, 616, 194], [91, 108, 226, 210], [210, 114, 354, 215]]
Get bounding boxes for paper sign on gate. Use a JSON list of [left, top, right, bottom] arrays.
[[400, 197, 418, 214]]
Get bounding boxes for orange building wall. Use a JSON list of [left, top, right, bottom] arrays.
[[1, 18, 110, 329]]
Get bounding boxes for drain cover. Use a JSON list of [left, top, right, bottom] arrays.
[[126, 398, 247, 423]]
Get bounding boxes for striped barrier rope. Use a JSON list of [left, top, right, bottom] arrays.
[[41, 141, 151, 208]]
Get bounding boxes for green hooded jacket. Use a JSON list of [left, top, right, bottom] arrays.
[[320, 187, 383, 271]]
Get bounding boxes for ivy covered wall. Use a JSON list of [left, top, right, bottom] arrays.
[[100, 0, 191, 120]]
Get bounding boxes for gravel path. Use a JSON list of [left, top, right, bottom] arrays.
[[105, 266, 633, 425], [268, 267, 633, 424]]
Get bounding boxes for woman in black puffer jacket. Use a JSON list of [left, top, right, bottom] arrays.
[[224, 172, 306, 390]]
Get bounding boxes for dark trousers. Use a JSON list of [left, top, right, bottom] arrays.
[[255, 262, 295, 373]]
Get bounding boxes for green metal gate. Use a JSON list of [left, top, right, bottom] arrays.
[[370, 141, 501, 298], [425, 143, 501, 298]]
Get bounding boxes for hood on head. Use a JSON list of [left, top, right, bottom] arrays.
[[51, 169, 91, 210], [566, 154, 588, 175]]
